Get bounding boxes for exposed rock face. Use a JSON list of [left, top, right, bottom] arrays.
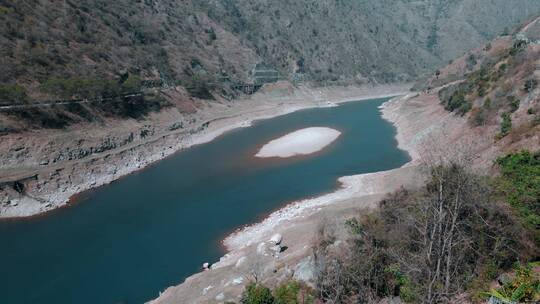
[[293, 256, 316, 286]]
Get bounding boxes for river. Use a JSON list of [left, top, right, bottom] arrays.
[[0, 97, 410, 303]]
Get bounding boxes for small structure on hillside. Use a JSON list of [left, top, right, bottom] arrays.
[[252, 63, 280, 85]]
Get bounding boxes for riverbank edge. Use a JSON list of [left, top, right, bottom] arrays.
[[0, 83, 411, 218], [149, 92, 426, 304], [221, 93, 420, 251]]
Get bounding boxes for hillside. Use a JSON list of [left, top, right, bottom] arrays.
[[1, 0, 540, 104], [149, 29, 540, 303]]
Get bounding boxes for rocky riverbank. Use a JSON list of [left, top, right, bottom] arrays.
[[150, 81, 538, 303], [148, 93, 436, 304]]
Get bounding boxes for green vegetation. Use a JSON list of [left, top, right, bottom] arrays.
[[509, 40, 528, 56], [439, 84, 472, 115], [273, 281, 314, 304], [241, 283, 275, 304], [0, 84, 28, 105], [499, 112, 512, 137], [238, 281, 315, 304], [120, 74, 142, 92], [496, 151, 540, 237], [484, 262, 540, 303], [40, 74, 142, 100], [507, 95, 520, 112], [439, 37, 534, 130]]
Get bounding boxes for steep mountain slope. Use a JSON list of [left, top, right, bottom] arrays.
[[1, 0, 539, 103], [148, 29, 540, 304]]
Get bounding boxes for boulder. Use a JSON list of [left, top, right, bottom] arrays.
[[232, 277, 244, 285], [202, 285, 213, 295], [269, 245, 282, 258], [269, 233, 282, 245]]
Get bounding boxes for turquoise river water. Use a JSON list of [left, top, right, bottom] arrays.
[[0, 97, 410, 303]]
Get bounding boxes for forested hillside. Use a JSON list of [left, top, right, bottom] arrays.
[[1, 0, 539, 102]]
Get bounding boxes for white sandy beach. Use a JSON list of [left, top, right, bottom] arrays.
[[255, 127, 341, 158]]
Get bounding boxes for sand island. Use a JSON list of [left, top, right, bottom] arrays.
[[255, 127, 341, 158]]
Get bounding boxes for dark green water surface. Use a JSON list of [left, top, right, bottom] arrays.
[[0, 98, 409, 303]]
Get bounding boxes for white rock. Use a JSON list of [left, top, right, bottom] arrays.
[[215, 292, 225, 301], [203, 262, 210, 270], [269, 233, 282, 245], [256, 242, 266, 255], [232, 277, 244, 285], [202, 285, 213, 295], [270, 245, 281, 254], [235, 256, 247, 268]]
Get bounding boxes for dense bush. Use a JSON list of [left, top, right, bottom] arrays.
[[273, 281, 315, 304], [238, 281, 315, 304], [241, 283, 275, 304], [496, 151, 540, 239], [445, 90, 471, 114], [484, 262, 540, 303], [314, 164, 535, 303], [439, 83, 472, 115]]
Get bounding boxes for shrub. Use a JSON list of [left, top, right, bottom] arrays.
[[507, 95, 520, 112], [273, 281, 301, 304], [500, 112, 512, 136], [496, 151, 540, 238], [241, 283, 275, 304], [484, 262, 540, 303], [524, 78, 538, 93], [121, 74, 142, 92], [471, 107, 487, 126], [384, 264, 418, 303], [509, 40, 528, 56], [446, 90, 471, 114], [0, 84, 28, 105]]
